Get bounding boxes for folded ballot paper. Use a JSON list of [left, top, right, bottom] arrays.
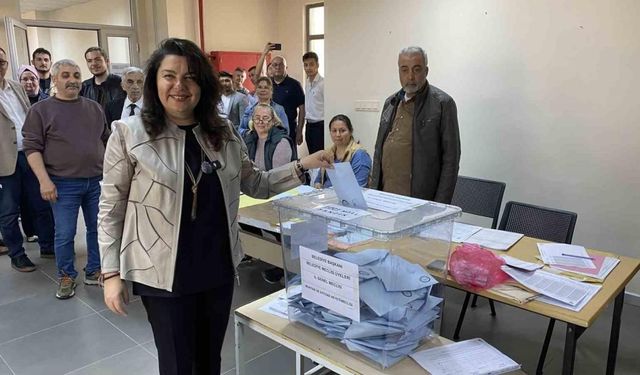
[[287, 248, 442, 368]]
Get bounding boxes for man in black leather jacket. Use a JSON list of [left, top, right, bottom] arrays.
[[80, 46, 125, 110]]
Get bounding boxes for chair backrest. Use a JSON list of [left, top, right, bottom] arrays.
[[451, 176, 506, 229], [499, 201, 577, 244]]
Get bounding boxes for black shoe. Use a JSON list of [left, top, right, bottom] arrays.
[[262, 267, 284, 284], [11, 254, 37, 272]]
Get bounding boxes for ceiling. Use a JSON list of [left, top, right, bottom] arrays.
[[20, 0, 93, 13]]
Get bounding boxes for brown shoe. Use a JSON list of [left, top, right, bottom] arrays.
[[0, 246, 8, 256]]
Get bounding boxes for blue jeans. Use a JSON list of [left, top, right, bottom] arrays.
[[50, 176, 102, 279], [0, 152, 55, 258]]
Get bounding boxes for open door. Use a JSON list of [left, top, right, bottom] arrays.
[[3, 17, 30, 79]]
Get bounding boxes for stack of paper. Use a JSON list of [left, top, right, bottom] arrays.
[[501, 266, 601, 311], [363, 189, 426, 213], [537, 243, 619, 281], [410, 338, 521, 375], [288, 249, 443, 368]]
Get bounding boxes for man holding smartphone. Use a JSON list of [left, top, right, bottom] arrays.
[[256, 43, 305, 157]]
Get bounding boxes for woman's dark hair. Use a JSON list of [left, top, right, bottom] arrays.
[[142, 38, 231, 150], [329, 114, 354, 134]]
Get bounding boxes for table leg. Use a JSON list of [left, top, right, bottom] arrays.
[[536, 318, 556, 375], [235, 316, 247, 375], [453, 292, 471, 340], [562, 323, 584, 375], [606, 289, 625, 375], [295, 352, 304, 375]]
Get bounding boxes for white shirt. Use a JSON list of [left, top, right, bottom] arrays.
[[120, 96, 143, 120], [304, 74, 324, 122], [221, 94, 232, 117], [0, 82, 27, 151]]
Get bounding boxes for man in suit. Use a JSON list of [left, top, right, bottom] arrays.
[[0, 47, 55, 270], [217, 71, 248, 129], [105, 66, 144, 125]]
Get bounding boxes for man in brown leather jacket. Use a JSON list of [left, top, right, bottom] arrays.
[[370, 46, 460, 204]]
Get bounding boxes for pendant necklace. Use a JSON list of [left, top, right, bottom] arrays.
[[185, 149, 204, 221]]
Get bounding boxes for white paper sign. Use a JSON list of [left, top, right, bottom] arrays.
[[315, 203, 370, 221], [363, 189, 426, 213], [300, 246, 360, 321]]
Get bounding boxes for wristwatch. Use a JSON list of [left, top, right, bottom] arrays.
[[295, 159, 308, 173]]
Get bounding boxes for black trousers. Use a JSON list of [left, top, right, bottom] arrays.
[[141, 283, 234, 375], [305, 120, 325, 154]]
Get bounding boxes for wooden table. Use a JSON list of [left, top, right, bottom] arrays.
[[237, 199, 640, 375], [235, 290, 525, 375]]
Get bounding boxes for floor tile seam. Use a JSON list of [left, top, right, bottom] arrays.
[[0, 311, 98, 347], [222, 344, 284, 375], [0, 352, 16, 375], [92, 309, 144, 347], [62, 343, 140, 375]]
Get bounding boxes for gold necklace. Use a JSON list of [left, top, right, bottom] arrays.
[[184, 149, 204, 221]]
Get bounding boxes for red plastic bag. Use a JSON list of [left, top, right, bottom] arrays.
[[449, 243, 510, 291]]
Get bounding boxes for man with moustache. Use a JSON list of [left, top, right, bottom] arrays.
[[105, 66, 144, 124], [31, 48, 52, 95], [0, 48, 55, 269], [370, 46, 460, 204], [23, 59, 110, 299], [80, 46, 125, 109]]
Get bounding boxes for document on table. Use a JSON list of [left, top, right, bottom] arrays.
[[258, 290, 289, 319], [501, 266, 591, 306], [464, 229, 524, 250], [536, 281, 601, 312], [452, 222, 483, 243], [501, 255, 543, 271], [551, 256, 620, 282], [538, 243, 596, 269], [362, 189, 425, 213], [325, 162, 368, 209], [410, 338, 521, 375]]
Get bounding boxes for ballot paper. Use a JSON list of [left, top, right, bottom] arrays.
[[325, 162, 368, 209], [536, 281, 601, 312], [501, 266, 590, 306], [538, 243, 596, 269], [259, 291, 289, 319], [363, 189, 426, 213], [464, 228, 524, 250], [410, 338, 521, 375], [452, 222, 483, 243], [288, 249, 443, 368]]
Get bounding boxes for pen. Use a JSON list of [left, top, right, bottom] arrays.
[[561, 253, 594, 260]]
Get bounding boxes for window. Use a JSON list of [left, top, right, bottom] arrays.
[[306, 3, 324, 77]]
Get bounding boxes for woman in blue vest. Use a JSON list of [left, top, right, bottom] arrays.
[[314, 114, 372, 188], [243, 103, 295, 171]]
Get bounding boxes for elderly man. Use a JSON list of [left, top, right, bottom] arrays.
[[370, 46, 460, 204], [105, 66, 144, 124], [23, 59, 110, 299], [19, 65, 48, 105], [80, 46, 125, 109], [0, 48, 55, 270], [271, 56, 305, 148], [32, 48, 52, 95]]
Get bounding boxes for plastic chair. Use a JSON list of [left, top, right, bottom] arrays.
[[498, 201, 577, 374], [451, 176, 506, 340]]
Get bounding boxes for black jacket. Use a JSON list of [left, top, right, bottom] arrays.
[[80, 74, 125, 109], [370, 83, 461, 204], [105, 97, 126, 125]]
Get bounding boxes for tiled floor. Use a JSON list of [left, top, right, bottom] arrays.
[[1, 231, 639, 374]]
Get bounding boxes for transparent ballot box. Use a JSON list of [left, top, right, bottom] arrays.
[[273, 188, 461, 368]]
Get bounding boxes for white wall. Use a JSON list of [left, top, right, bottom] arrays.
[[325, 0, 640, 293]]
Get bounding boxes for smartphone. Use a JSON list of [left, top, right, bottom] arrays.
[[270, 43, 282, 51]]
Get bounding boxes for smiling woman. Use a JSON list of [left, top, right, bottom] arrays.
[[98, 38, 334, 375]]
